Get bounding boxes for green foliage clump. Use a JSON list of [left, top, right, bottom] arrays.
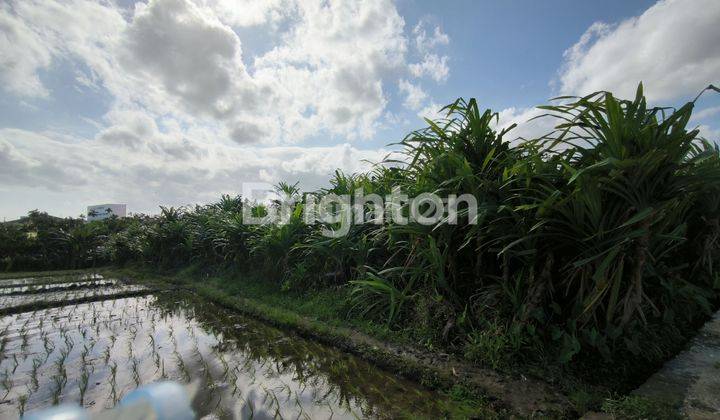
[[601, 395, 681, 419], [3, 84, 720, 377]]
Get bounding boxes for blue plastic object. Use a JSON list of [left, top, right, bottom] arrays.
[[21, 381, 195, 420], [22, 405, 89, 420], [119, 381, 195, 420]]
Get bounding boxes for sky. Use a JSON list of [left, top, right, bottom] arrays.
[[1, 0, 719, 220]]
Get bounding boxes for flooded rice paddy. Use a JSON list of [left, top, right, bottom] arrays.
[[0, 273, 468, 419]]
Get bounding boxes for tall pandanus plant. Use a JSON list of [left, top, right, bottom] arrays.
[[533, 84, 720, 345]]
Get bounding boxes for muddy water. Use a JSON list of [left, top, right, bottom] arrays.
[[0, 284, 148, 312], [0, 276, 468, 419], [0, 274, 104, 288], [0, 279, 117, 295]]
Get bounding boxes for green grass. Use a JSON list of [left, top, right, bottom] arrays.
[[122, 264, 415, 345], [601, 396, 681, 419]]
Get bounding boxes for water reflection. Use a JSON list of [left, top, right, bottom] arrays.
[[0, 280, 464, 419]]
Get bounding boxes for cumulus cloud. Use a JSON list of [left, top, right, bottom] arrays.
[[396, 20, 452, 118], [0, 8, 53, 97], [409, 53, 449, 82], [0, 132, 90, 188], [692, 106, 720, 123], [120, 0, 253, 119], [398, 79, 428, 111], [413, 21, 449, 53], [558, 0, 720, 102], [228, 121, 266, 145], [0, 127, 388, 215], [0, 0, 413, 146], [198, 0, 293, 28], [0, 139, 36, 180], [417, 102, 445, 121], [0, 0, 124, 97], [0, 0, 463, 218], [96, 109, 209, 161], [698, 125, 720, 142], [497, 107, 557, 143], [253, 0, 408, 140], [0, 0, 429, 218]]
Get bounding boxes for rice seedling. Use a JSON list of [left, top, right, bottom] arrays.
[[51, 369, 66, 405], [30, 357, 42, 391], [0, 287, 457, 419], [108, 361, 118, 405], [19, 331, 29, 353], [173, 351, 190, 382], [55, 346, 70, 370], [192, 341, 203, 363], [102, 344, 112, 365], [201, 357, 213, 388], [152, 348, 161, 374], [79, 366, 91, 406], [42, 335, 54, 361], [61, 330, 74, 351], [17, 393, 28, 416], [0, 368, 12, 399], [10, 353, 19, 374], [126, 337, 134, 360], [229, 369, 240, 396], [20, 317, 30, 332], [218, 353, 229, 381], [80, 344, 90, 366], [128, 325, 138, 342]]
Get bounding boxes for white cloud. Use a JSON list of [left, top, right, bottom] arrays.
[[497, 107, 557, 143], [417, 101, 445, 121], [409, 53, 449, 82], [698, 124, 720, 141], [253, 0, 408, 141], [413, 21, 449, 53], [559, 0, 720, 102], [198, 0, 293, 27], [0, 8, 53, 97], [397, 20, 451, 117], [0, 0, 411, 146], [0, 0, 461, 218], [120, 0, 254, 119], [0, 127, 388, 216], [398, 79, 428, 111], [692, 106, 720, 122], [0, 0, 124, 97]]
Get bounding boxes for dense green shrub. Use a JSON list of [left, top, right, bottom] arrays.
[[3, 84, 719, 368]]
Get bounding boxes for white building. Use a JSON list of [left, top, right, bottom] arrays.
[[87, 204, 127, 221]]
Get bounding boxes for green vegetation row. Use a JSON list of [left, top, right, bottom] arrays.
[[3, 84, 720, 383]]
